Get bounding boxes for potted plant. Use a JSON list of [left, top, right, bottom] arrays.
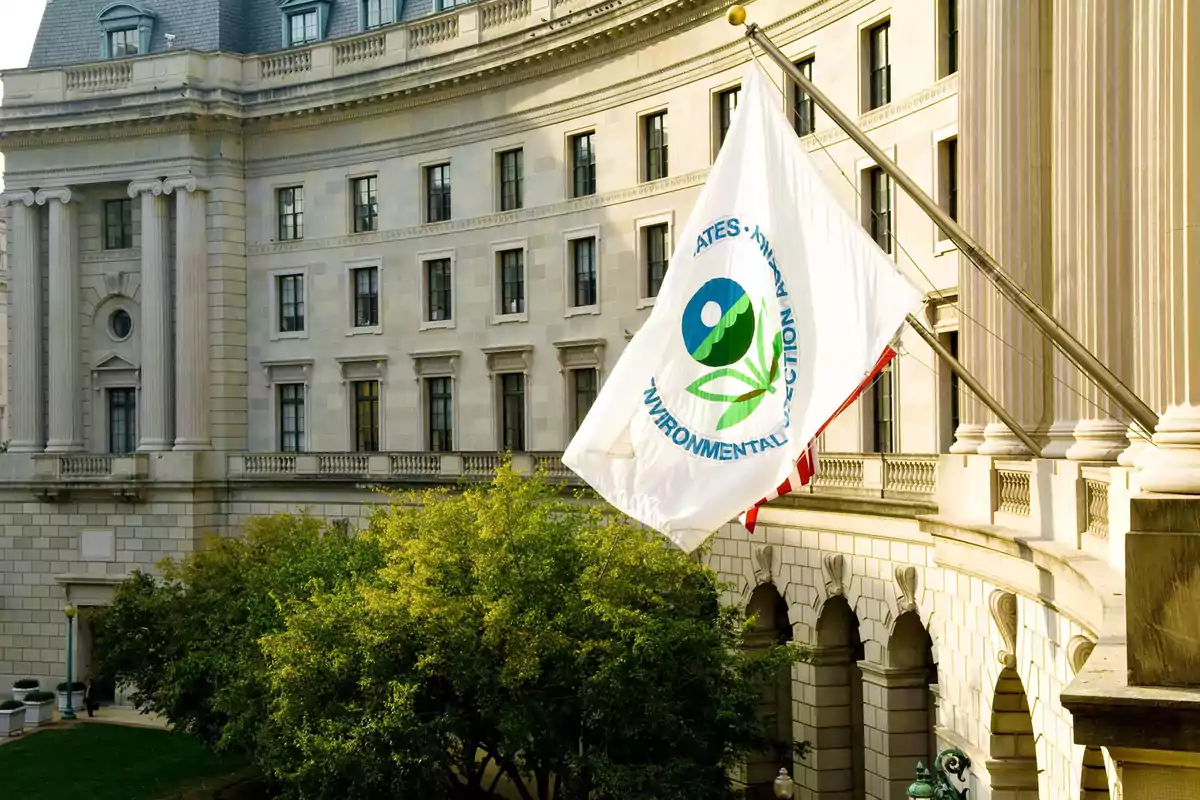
[[11, 678, 38, 703], [0, 699, 26, 736], [22, 691, 55, 727], [55, 681, 84, 713]]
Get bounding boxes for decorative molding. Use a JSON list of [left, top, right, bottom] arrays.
[[894, 565, 918, 614], [1067, 635, 1096, 675], [752, 543, 774, 586], [989, 590, 1018, 669], [822, 553, 845, 597]]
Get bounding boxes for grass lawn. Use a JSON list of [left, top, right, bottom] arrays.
[[0, 723, 248, 800]]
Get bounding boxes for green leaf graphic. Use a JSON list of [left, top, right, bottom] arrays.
[[717, 392, 766, 431], [686, 367, 761, 403]]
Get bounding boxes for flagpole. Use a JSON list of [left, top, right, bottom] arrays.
[[727, 6, 1160, 440], [904, 314, 1041, 455]]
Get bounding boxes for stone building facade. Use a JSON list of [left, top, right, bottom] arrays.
[[1, 0, 1199, 798]]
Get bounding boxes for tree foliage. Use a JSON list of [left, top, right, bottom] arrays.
[[96, 466, 809, 800]]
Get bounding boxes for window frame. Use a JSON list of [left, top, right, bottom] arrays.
[[424, 162, 452, 223], [635, 212, 674, 307], [640, 109, 669, 182], [351, 175, 379, 234], [277, 382, 307, 453], [568, 130, 597, 198], [417, 249, 457, 331], [496, 147, 524, 212], [107, 386, 138, 455], [270, 268, 310, 340], [491, 239, 529, 324], [277, 185, 305, 242], [103, 198, 134, 251]]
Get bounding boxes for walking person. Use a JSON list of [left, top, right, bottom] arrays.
[[84, 678, 97, 718]]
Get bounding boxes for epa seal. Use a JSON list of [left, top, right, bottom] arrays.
[[642, 216, 801, 462]]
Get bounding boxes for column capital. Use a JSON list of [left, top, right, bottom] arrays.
[[127, 179, 168, 198], [0, 190, 36, 208], [34, 187, 80, 206], [163, 176, 210, 194]]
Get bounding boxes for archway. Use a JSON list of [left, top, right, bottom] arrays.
[[988, 667, 1039, 799], [745, 583, 794, 800], [1080, 746, 1111, 799], [802, 595, 866, 800]]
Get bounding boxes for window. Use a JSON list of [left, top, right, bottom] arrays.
[[108, 29, 139, 58], [352, 266, 379, 328], [501, 373, 526, 451], [867, 167, 892, 254], [944, 0, 959, 76], [278, 384, 305, 452], [872, 363, 895, 454], [716, 87, 740, 149], [498, 149, 523, 211], [644, 223, 670, 298], [289, 10, 320, 45], [570, 132, 596, 197], [571, 237, 597, 308], [426, 164, 451, 223], [793, 57, 815, 136], [278, 186, 304, 241], [278, 274, 306, 333], [644, 111, 668, 181], [352, 176, 378, 233], [571, 368, 598, 433], [498, 249, 525, 316], [426, 258, 453, 322], [353, 380, 380, 452], [108, 388, 137, 455], [363, 0, 395, 28], [104, 199, 133, 250], [427, 377, 453, 452], [868, 21, 891, 109]]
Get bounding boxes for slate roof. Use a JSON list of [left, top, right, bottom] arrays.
[[28, 0, 439, 68]]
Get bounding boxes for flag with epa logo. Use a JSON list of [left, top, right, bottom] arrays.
[[562, 63, 923, 552]]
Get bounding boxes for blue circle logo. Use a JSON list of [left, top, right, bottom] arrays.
[[681, 278, 756, 368]]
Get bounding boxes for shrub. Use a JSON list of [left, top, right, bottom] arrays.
[[23, 691, 55, 703], [0, 700, 25, 711], [13, 679, 38, 690]]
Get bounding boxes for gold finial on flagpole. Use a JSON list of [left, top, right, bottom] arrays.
[[726, 5, 747, 26]]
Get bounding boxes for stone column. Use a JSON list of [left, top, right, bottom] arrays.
[[129, 180, 174, 451], [37, 188, 83, 453], [0, 191, 43, 452], [1139, 0, 1200, 492], [951, 0, 989, 453], [977, 0, 1053, 456], [167, 178, 211, 451]]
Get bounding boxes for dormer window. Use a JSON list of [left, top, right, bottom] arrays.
[[278, 0, 332, 48], [97, 3, 156, 59]]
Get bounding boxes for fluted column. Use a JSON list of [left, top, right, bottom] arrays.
[[951, 0, 989, 453], [129, 180, 174, 451], [1140, 0, 1200, 492], [0, 191, 43, 453], [168, 178, 211, 451], [977, 0, 1053, 456], [37, 188, 83, 453]]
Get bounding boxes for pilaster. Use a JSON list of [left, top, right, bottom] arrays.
[[36, 188, 82, 453], [129, 180, 174, 451], [167, 177, 211, 451], [0, 191, 42, 453]]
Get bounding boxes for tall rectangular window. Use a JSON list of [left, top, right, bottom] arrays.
[[571, 368, 598, 433], [499, 249, 525, 316], [108, 29, 139, 58], [644, 223, 669, 298], [278, 384, 305, 453], [427, 376, 453, 452], [716, 87, 740, 149], [570, 132, 596, 198], [426, 164, 451, 223], [104, 199, 133, 250], [868, 21, 891, 109], [354, 380, 380, 452], [352, 176, 378, 233], [278, 274, 305, 332], [352, 266, 379, 328], [363, 0, 395, 29], [644, 112, 668, 181], [278, 186, 304, 241], [867, 167, 892, 254], [108, 388, 137, 455], [872, 363, 895, 454], [498, 149, 523, 211], [571, 237, 597, 308], [793, 57, 815, 136], [426, 258, 453, 322], [290, 11, 319, 45], [945, 0, 959, 75], [501, 373, 526, 451]]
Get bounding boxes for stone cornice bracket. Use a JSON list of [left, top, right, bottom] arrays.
[[1067, 635, 1096, 675], [0, 190, 37, 208], [989, 590, 1019, 669], [163, 176, 209, 194], [127, 179, 167, 198], [34, 187, 77, 205], [822, 553, 846, 598], [752, 543, 774, 586], [894, 565, 919, 614]]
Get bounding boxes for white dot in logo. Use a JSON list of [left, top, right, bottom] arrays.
[[701, 300, 722, 327]]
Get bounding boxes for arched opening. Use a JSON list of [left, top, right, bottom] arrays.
[[803, 595, 865, 800], [988, 666, 1039, 800], [1080, 746, 1110, 799], [745, 583, 794, 800]]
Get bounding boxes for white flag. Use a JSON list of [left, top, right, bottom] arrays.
[[563, 63, 923, 551]]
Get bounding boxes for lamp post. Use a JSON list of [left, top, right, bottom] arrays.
[[907, 749, 971, 800], [772, 768, 795, 799], [62, 604, 77, 720]]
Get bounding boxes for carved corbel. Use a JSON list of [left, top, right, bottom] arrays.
[[822, 553, 846, 597], [989, 590, 1018, 668], [1067, 635, 1096, 675]]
